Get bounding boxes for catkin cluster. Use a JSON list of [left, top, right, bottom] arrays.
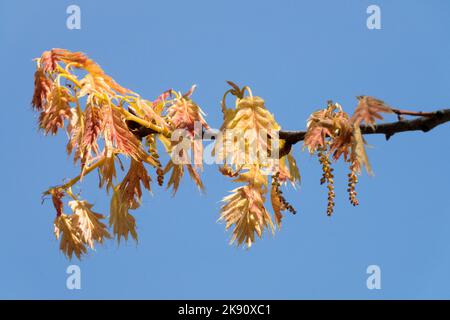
[[272, 173, 297, 215], [318, 146, 335, 216]]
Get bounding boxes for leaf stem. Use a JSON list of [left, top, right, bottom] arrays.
[[117, 106, 171, 138], [45, 157, 107, 194]]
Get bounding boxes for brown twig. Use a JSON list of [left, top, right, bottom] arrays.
[[279, 108, 450, 155], [126, 108, 450, 155], [391, 108, 435, 118]]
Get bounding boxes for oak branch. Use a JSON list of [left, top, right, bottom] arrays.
[[129, 108, 450, 156], [278, 108, 450, 155]]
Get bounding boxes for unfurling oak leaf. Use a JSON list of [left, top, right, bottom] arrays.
[[352, 125, 373, 175], [270, 182, 284, 227], [108, 159, 152, 242], [167, 86, 209, 135], [163, 87, 208, 193], [305, 102, 359, 162], [304, 108, 334, 153], [304, 125, 330, 153], [216, 84, 291, 248], [31, 69, 52, 111], [118, 159, 151, 208], [163, 160, 205, 195], [49, 188, 65, 217], [286, 153, 301, 184], [163, 160, 184, 194], [54, 214, 87, 260], [99, 155, 117, 192], [214, 95, 281, 170], [69, 200, 111, 249], [329, 111, 354, 161], [80, 102, 103, 167], [39, 85, 73, 135], [351, 96, 393, 127], [103, 104, 147, 162], [41, 48, 131, 96], [66, 96, 104, 172], [109, 187, 138, 242], [219, 185, 274, 248], [40, 50, 59, 73], [66, 107, 84, 163]]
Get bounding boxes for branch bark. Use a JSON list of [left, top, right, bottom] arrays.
[[278, 108, 450, 154], [127, 108, 450, 155]]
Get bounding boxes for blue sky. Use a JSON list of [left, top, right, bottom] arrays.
[[0, 0, 449, 299]]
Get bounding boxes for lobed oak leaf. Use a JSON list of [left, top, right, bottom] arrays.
[[167, 89, 209, 169], [163, 159, 205, 195], [167, 92, 208, 133], [54, 214, 87, 260], [40, 50, 59, 73], [66, 107, 85, 164], [214, 95, 280, 171], [49, 48, 131, 96], [351, 96, 393, 127], [103, 104, 147, 161], [80, 102, 103, 170], [118, 159, 151, 208], [69, 200, 111, 249], [305, 103, 356, 162], [161, 88, 209, 192], [329, 111, 354, 161], [31, 69, 52, 111], [277, 153, 301, 185], [186, 163, 205, 192], [109, 188, 138, 243], [352, 125, 373, 175], [163, 160, 183, 194], [304, 125, 331, 154], [38, 85, 73, 135], [304, 108, 335, 153], [99, 155, 117, 193], [219, 185, 274, 248]]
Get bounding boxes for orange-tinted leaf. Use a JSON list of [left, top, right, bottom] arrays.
[[118, 159, 151, 207], [220, 185, 274, 248], [351, 96, 393, 126], [50, 188, 65, 217], [81, 102, 102, 165], [99, 155, 117, 192], [270, 182, 283, 228], [54, 214, 87, 260], [69, 200, 111, 249], [103, 104, 146, 161], [39, 85, 73, 135], [109, 188, 138, 243], [31, 69, 52, 111]]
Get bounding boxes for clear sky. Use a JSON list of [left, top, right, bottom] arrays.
[[0, 0, 449, 299]]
